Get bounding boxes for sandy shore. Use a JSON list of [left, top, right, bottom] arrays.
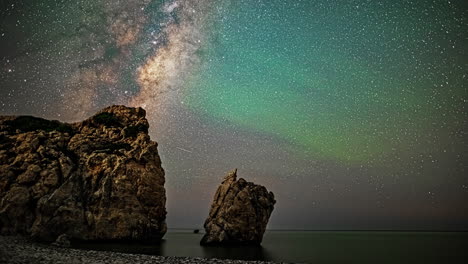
[[0, 236, 282, 264]]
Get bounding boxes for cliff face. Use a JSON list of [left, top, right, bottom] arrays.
[[0, 105, 166, 242], [201, 169, 276, 245]]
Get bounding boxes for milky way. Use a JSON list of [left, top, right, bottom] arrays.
[[1, 0, 467, 230], [131, 1, 213, 114], [0, 0, 215, 121]]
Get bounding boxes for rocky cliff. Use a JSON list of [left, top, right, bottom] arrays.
[[0, 105, 166, 242], [201, 169, 275, 245]]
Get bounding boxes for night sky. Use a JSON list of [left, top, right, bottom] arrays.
[[1, 0, 467, 230]]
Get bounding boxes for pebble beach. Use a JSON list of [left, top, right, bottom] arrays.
[[0, 236, 282, 264]]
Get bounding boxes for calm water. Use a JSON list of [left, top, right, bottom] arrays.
[[74, 230, 467, 263]]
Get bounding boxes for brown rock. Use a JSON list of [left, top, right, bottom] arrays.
[[0, 105, 166, 242], [201, 169, 276, 245], [17, 164, 41, 184]]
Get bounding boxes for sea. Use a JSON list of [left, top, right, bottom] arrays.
[[74, 229, 467, 263]]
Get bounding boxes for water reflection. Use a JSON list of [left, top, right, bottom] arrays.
[[73, 233, 272, 261], [201, 245, 272, 261], [72, 231, 468, 263], [73, 239, 166, 256]]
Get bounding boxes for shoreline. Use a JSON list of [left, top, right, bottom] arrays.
[[0, 236, 283, 264]]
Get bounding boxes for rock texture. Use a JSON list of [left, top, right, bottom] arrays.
[[201, 169, 275, 245], [0, 105, 166, 242]]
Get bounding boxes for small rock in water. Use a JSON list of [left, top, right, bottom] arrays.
[[201, 169, 276, 245]]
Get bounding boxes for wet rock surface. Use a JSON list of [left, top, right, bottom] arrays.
[[201, 169, 276, 245], [0, 105, 166, 242]]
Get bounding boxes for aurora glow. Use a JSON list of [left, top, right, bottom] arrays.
[[187, 0, 467, 162]]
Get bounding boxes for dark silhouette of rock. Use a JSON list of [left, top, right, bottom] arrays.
[[0, 105, 166, 242], [201, 169, 275, 245]]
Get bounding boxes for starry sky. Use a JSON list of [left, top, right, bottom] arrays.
[[1, 0, 467, 230]]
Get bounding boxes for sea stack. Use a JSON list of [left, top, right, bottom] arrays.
[[0, 105, 167, 242], [201, 169, 276, 245]]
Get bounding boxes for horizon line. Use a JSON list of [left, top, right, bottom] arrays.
[[167, 227, 468, 232]]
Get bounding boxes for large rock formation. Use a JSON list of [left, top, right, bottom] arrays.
[[0, 105, 166, 242], [201, 169, 275, 245]]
